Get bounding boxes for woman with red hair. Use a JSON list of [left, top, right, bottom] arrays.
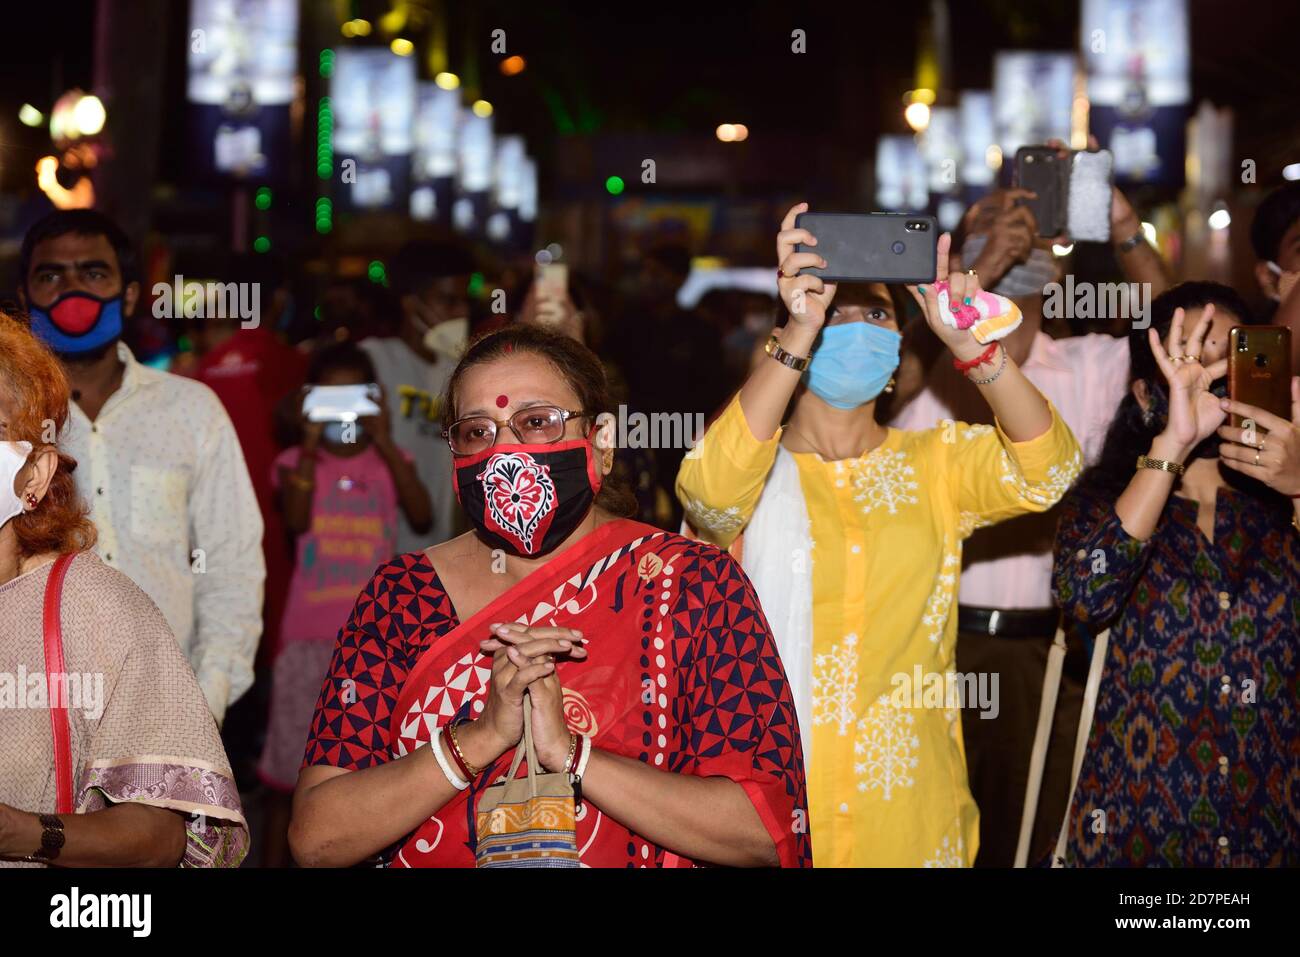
[[0, 312, 247, 867]]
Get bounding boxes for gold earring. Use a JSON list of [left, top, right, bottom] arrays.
[[884, 377, 896, 394]]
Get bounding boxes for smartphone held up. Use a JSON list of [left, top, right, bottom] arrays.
[[1228, 326, 1292, 429], [1013, 145, 1114, 243], [793, 212, 938, 284], [302, 384, 382, 423]]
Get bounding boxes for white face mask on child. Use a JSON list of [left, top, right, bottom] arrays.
[[0, 441, 34, 530]]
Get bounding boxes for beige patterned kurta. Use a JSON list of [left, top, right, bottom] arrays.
[[0, 552, 247, 866]]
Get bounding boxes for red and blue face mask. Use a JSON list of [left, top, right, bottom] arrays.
[[453, 436, 603, 557], [28, 291, 124, 356]]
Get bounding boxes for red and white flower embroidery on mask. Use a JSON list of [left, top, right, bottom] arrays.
[[477, 451, 558, 553]]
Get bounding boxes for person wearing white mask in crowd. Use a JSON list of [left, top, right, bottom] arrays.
[[889, 173, 1173, 866], [359, 240, 476, 551], [1250, 181, 1300, 373]]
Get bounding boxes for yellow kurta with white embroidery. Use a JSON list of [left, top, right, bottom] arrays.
[[676, 396, 1082, 867]]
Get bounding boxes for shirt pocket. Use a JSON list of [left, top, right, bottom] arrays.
[[130, 466, 189, 545]]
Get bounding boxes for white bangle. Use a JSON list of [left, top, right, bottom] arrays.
[[573, 735, 592, 780], [431, 726, 469, 790]]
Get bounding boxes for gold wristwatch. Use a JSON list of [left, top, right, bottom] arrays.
[[1136, 454, 1185, 475], [765, 334, 811, 372]]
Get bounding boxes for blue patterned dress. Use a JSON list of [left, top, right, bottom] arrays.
[[1053, 486, 1300, 866]]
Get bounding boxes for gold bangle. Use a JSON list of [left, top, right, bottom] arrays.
[[1136, 454, 1185, 476], [445, 721, 480, 777], [563, 733, 578, 773]]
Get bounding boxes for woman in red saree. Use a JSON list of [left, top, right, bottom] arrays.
[[291, 325, 811, 867]]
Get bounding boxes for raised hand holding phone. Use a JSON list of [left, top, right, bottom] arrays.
[[734, 202, 835, 442], [1217, 375, 1300, 497], [776, 202, 836, 334]]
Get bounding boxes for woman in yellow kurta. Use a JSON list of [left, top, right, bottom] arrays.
[[677, 204, 1082, 866]]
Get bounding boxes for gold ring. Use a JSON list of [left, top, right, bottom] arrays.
[[1184, 354, 1200, 362], [1255, 450, 1261, 466]]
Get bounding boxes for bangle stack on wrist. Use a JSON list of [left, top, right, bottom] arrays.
[[431, 726, 469, 790], [567, 734, 591, 810], [568, 734, 590, 777], [445, 720, 480, 780]]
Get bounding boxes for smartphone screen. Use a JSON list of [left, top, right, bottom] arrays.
[[535, 262, 568, 299], [794, 212, 936, 284], [303, 384, 382, 422], [1067, 150, 1114, 243]]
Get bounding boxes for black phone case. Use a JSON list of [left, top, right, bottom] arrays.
[[794, 212, 937, 284], [1014, 147, 1067, 237]]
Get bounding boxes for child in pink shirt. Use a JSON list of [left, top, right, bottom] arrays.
[[258, 342, 432, 866]]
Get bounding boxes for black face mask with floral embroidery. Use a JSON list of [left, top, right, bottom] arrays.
[[453, 437, 602, 556]]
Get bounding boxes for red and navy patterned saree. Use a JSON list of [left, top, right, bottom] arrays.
[[303, 518, 812, 867]]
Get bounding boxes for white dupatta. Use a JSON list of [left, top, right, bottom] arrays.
[[736, 447, 816, 766]]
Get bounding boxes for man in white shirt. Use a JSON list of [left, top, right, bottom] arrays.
[[19, 210, 264, 724], [359, 240, 475, 553], [891, 184, 1168, 864]]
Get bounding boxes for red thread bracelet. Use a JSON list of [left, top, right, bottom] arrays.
[[953, 342, 999, 372]]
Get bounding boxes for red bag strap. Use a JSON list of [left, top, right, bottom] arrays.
[[42, 553, 78, 814]]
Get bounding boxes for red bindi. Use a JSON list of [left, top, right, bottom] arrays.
[[495, 394, 509, 408]]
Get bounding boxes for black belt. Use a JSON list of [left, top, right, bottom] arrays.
[[957, 605, 1060, 639]]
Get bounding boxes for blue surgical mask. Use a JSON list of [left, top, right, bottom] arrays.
[[803, 322, 902, 409]]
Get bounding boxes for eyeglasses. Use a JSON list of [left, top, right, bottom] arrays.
[[443, 405, 590, 456]]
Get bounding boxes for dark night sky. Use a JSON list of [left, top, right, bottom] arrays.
[[0, 0, 1297, 197]]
